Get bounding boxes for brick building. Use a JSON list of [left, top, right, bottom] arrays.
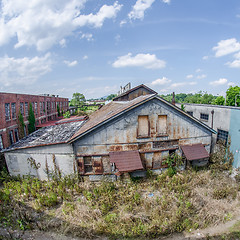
[[0, 92, 68, 150]]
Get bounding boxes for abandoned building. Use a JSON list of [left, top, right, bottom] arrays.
[[0, 92, 69, 150], [176, 102, 240, 169], [3, 85, 216, 181]]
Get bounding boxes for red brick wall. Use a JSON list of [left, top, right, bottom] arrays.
[[0, 92, 69, 149]]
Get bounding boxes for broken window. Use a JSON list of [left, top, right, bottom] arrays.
[[200, 113, 209, 121], [35, 102, 38, 116], [84, 156, 93, 173], [14, 129, 19, 142], [11, 103, 16, 119], [25, 102, 28, 116], [157, 115, 167, 135], [217, 129, 229, 145], [9, 130, 14, 145], [5, 103, 10, 121], [20, 102, 24, 115], [137, 115, 149, 137], [187, 111, 193, 116], [0, 135, 4, 150]]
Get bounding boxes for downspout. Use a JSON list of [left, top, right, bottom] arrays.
[[210, 110, 214, 154]]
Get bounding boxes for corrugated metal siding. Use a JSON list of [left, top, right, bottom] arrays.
[[109, 150, 143, 172], [181, 144, 209, 161]]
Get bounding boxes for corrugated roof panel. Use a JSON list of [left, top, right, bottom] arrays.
[[180, 144, 209, 161], [109, 150, 144, 172]]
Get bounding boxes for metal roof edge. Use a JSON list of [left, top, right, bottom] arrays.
[[2, 141, 68, 153]]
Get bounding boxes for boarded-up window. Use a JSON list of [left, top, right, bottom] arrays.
[[84, 156, 93, 173], [93, 157, 103, 174], [157, 115, 167, 135], [137, 115, 149, 137]]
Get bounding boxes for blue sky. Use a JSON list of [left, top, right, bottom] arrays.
[[0, 0, 240, 99]]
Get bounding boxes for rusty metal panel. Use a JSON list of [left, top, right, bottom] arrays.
[[157, 115, 167, 135], [181, 144, 209, 161], [152, 152, 161, 169], [109, 150, 143, 172], [137, 115, 149, 137], [153, 139, 179, 148], [76, 157, 84, 174], [93, 158, 103, 174]]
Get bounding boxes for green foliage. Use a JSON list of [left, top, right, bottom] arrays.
[[106, 94, 117, 100], [63, 111, 71, 118], [160, 91, 218, 105], [27, 103, 35, 134], [57, 104, 60, 117], [226, 85, 240, 106], [69, 92, 86, 107], [180, 104, 185, 111], [214, 95, 225, 105], [17, 110, 25, 139]]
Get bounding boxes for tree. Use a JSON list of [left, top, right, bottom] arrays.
[[214, 96, 225, 105], [106, 94, 117, 101], [57, 104, 61, 117], [28, 103, 36, 134], [69, 93, 86, 107], [226, 86, 240, 106], [17, 110, 25, 139]]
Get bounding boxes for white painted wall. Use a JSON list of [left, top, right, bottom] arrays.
[[5, 143, 75, 180]]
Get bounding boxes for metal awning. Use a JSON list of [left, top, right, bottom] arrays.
[[180, 144, 209, 161], [109, 150, 144, 172]]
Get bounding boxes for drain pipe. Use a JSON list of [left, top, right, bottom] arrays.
[[210, 109, 215, 154]]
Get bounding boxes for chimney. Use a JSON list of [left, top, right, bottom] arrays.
[[172, 92, 175, 105]]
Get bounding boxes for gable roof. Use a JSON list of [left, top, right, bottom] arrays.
[[69, 94, 216, 143], [113, 84, 157, 101], [69, 94, 156, 142]]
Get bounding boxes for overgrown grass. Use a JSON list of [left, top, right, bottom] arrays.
[[0, 166, 240, 239]]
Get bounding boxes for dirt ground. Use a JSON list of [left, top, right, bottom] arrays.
[[1, 215, 240, 240]]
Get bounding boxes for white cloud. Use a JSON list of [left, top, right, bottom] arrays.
[[197, 74, 207, 79], [64, 60, 78, 67], [151, 77, 171, 85], [209, 78, 228, 86], [170, 82, 187, 88], [83, 55, 88, 60], [162, 0, 171, 3], [112, 53, 166, 69], [0, 53, 52, 86], [213, 38, 240, 57], [226, 59, 240, 68], [228, 82, 236, 86], [170, 81, 197, 88], [0, 0, 122, 51], [202, 55, 209, 60], [81, 33, 93, 41], [195, 68, 202, 73], [59, 39, 66, 48], [128, 0, 155, 20], [186, 74, 193, 79]]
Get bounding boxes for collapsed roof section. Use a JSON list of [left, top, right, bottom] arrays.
[[3, 120, 85, 152]]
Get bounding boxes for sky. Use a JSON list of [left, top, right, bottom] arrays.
[[0, 0, 240, 99]]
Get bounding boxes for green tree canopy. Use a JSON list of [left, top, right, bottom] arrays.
[[226, 85, 240, 106], [28, 102, 36, 134], [17, 110, 25, 139], [214, 96, 225, 105], [69, 93, 86, 107], [106, 94, 117, 100]]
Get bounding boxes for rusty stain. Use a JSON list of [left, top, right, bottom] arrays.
[[109, 145, 123, 152]]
